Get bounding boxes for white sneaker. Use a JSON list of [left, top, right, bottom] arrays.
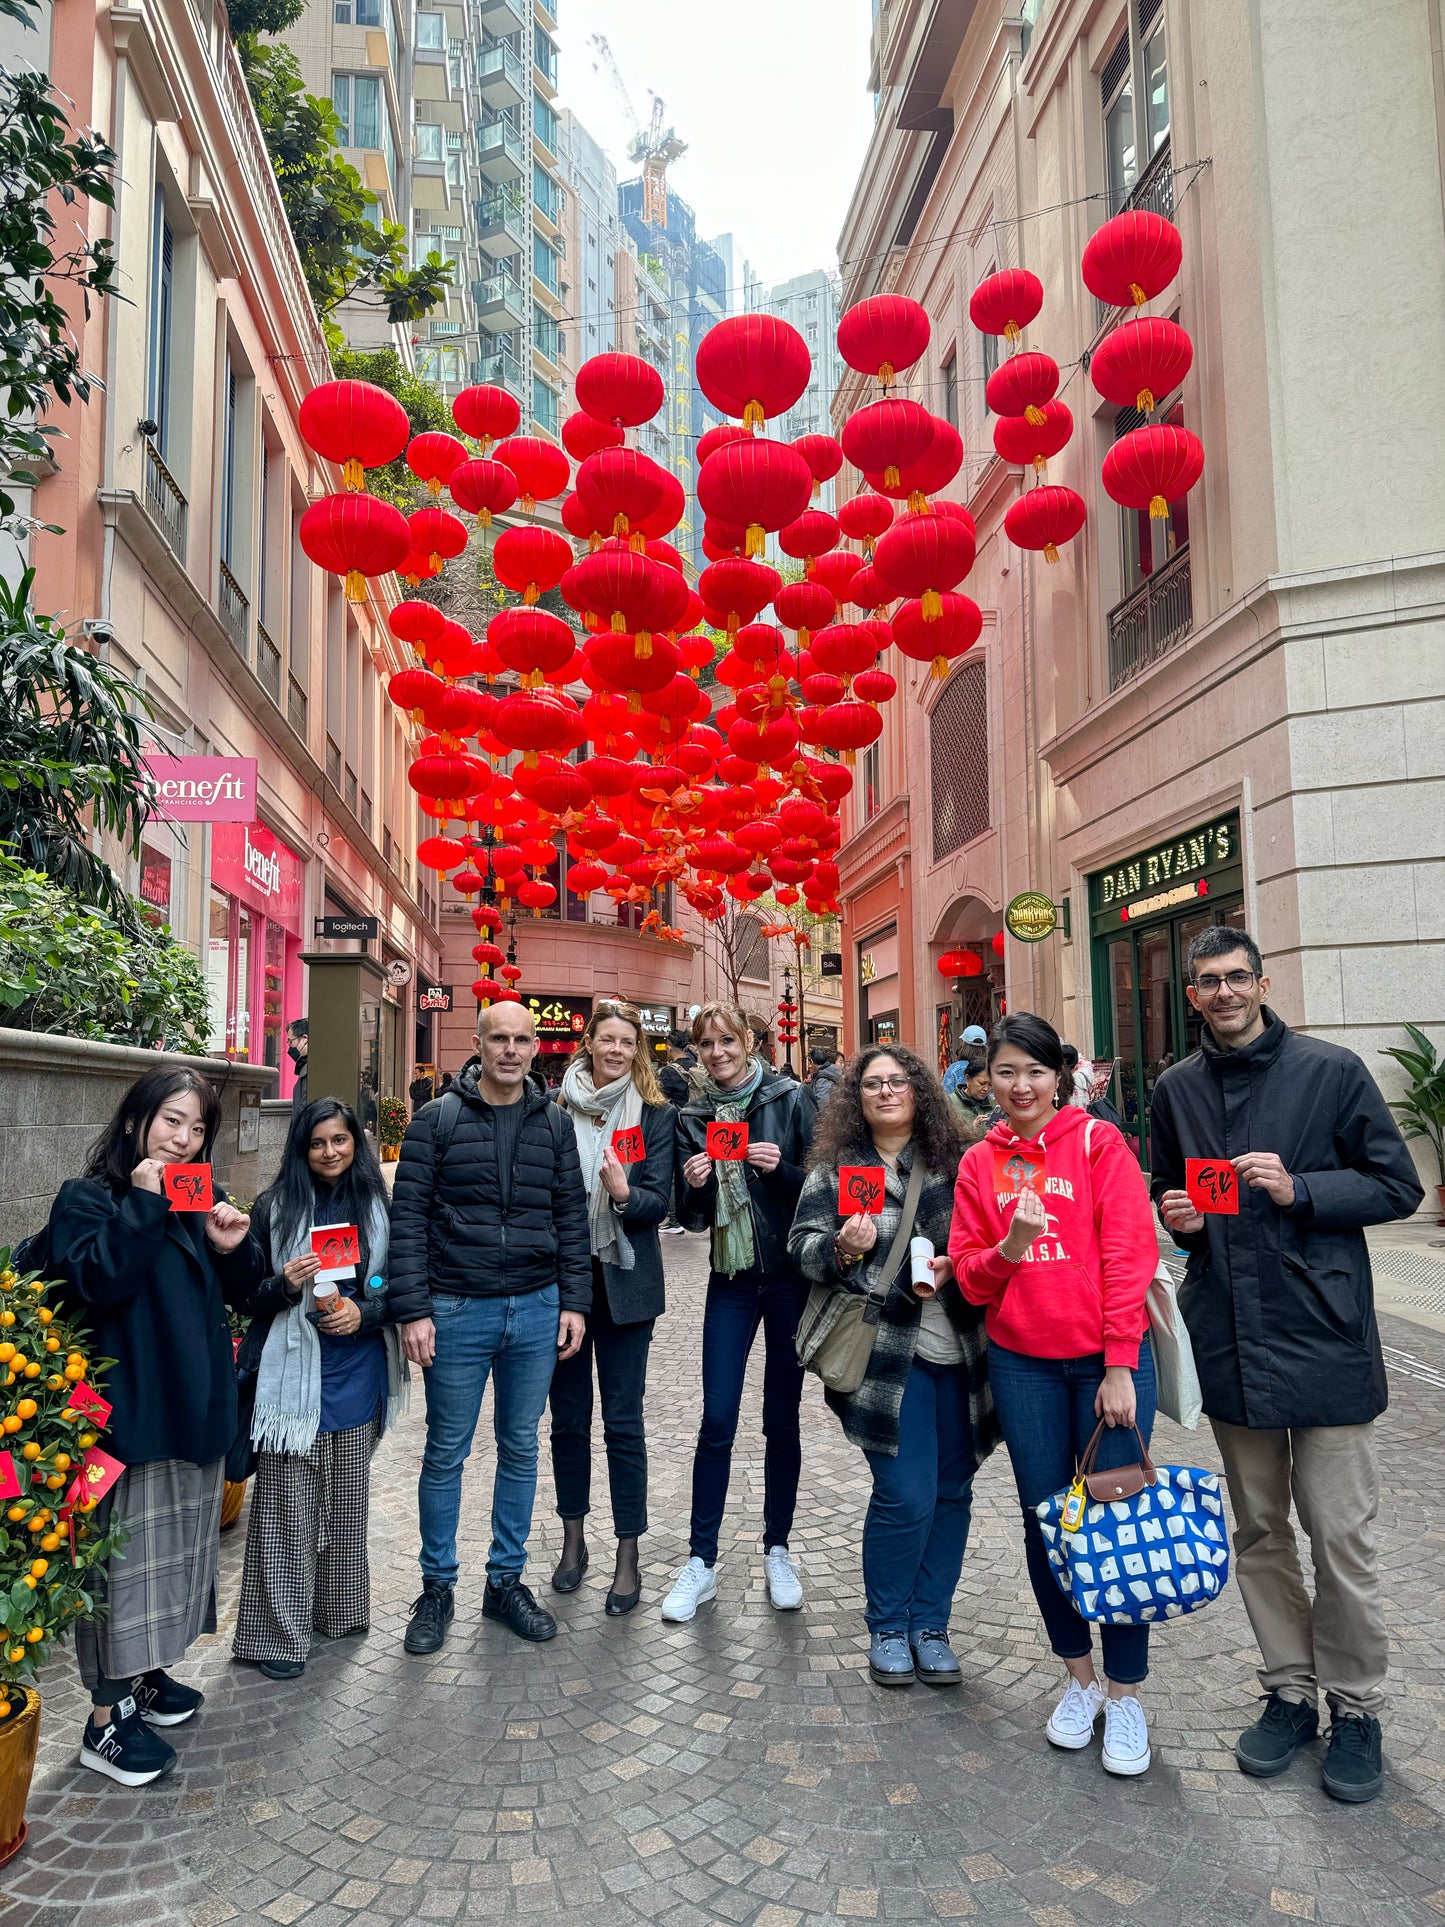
[[1101, 1693, 1152, 1776], [764, 1546, 803, 1611], [660, 1557, 717, 1623], [1046, 1675, 1106, 1750]]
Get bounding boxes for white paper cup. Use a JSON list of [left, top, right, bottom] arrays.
[[313, 1281, 339, 1307], [910, 1236, 936, 1294]]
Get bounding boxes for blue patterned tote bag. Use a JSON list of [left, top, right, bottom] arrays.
[[1036, 1421, 1230, 1626]]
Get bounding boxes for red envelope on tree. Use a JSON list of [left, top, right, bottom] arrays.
[[163, 1163, 213, 1212], [1185, 1158, 1239, 1214], [706, 1120, 749, 1161], [611, 1126, 645, 1164], [0, 1452, 20, 1502], [63, 1445, 125, 1514], [993, 1143, 1047, 1196], [65, 1380, 112, 1426], [838, 1166, 886, 1215], [310, 1225, 361, 1269]]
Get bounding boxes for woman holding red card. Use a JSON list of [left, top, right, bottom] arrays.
[[549, 1001, 675, 1614], [231, 1098, 406, 1679], [46, 1067, 261, 1786], [789, 1046, 996, 1687], [949, 1013, 1160, 1777]]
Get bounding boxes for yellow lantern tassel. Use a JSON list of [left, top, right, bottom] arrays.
[[610, 611, 626, 632], [523, 669, 543, 689], [629, 530, 646, 553], [479, 434, 494, 456], [1032, 455, 1048, 475], [613, 512, 630, 536], [883, 465, 901, 488], [1044, 540, 1060, 563], [588, 532, 602, 553], [344, 569, 366, 603], [410, 706, 425, 724], [627, 691, 641, 713], [520, 491, 536, 513], [743, 399, 765, 430], [843, 748, 856, 766], [1135, 386, 1156, 414], [1149, 494, 1169, 519], [428, 478, 442, 501], [524, 584, 540, 606], [811, 479, 821, 499], [522, 750, 538, 768], [908, 489, 927, 512], [636, 631, 653, 660], [921, 588, 942, 620], [429, 550, 443, 572], [1129, 281, 1147, 308], [1004, 320, 1021, 343], [727, 613, 740, 637], [342, 457, 364, 491], [1025, 404, 1046, 426], [878, 360, 895, 386], [797, 626, 810, 649], [744, 524, 766, 558], [931, 655, 948, 679], [478, 508, 492, 530]]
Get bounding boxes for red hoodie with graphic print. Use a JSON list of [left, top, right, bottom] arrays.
[[948, 1102, 1156, 1367]]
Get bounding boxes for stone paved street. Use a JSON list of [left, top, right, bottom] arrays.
[[4, 1233, 1445, 1927]]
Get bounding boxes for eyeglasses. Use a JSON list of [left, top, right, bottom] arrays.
[[860, 1075, 911, 1094], [1192, 969, 1258, 994]]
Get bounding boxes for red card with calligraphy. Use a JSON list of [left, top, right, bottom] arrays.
[[993, 1143, 1047, 1197], [611, 1126, 645, 1165], [838, 1166, 886, 1215], [311, 1225, 361, 1268], [63, 1445, 126, 1515], [163, 1163, 213, 1212], [706, 1120, 749, 1161], [0, 1452, 19, 1502], [66, 1380, 112, 1426], [1185, 1158, 1239, 1214]]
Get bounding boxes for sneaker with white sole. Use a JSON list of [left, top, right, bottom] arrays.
[[764, 1546, 803, 1611], [79, 1696, 177, 1787], [661, 1557, 717, 1623], [1101, 1693, 1152, 1776], [1046, 1675, 1106, 1750]]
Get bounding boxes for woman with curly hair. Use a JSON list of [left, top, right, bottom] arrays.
[[788, 1045, 997, 1688]]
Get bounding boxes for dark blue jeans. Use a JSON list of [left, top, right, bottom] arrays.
[[862, 1359, 975, 1634], [988, 1337, 1157, 1685], [689, 1267, 808, 1567]]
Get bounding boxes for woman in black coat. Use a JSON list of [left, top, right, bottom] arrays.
[[664, 1000, 816, 1623], [47, 1067, 261, 1788], [549, 1000, 676, 1614]]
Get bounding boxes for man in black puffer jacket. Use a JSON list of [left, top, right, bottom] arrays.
[[390, 1002, 590, 1653]]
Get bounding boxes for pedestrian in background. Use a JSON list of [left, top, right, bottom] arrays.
[[232, 1099, 407, 1680], [663, 1001, 816, 1622], [408, 1074, 435, 1112], [790, 1046, 996, 1688], [1150, 926, 1422, 1803], [941, 1024, 988, 1095], [808, 1043, 842, 1108], [48, 1068, 260, 1786], [950, 1014, 1160, 1778], [287, 1019, 308, 1112], [945, 1047, 992, 1144], [550, 1001, 675, 1616], [659, 1029, 695, 1107]]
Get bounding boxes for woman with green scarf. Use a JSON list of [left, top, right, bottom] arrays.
[[663, 1001, 816, 1624]]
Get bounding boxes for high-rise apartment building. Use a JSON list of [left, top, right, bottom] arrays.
[[706, 232, 762, 317], [762, 270, 841, 503]]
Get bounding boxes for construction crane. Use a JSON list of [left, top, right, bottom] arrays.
[[589, 32, 688, 233]]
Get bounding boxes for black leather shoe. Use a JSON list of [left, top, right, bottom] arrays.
[[483, 1577, 557, 1642], [605, 1586, 641, 1616], [1235, 1692, 1319, 1777], [1321, 1712, 1384, 1803], [403, 1581, 455, 1655], [551, 1546, 589, 1594]]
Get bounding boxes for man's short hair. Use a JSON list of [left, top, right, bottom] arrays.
[[809, 1044, 833, 1068], [668, 1029, 691, 1051], [963, 1047, 986, 1077], [1185, 924, 1265, 981], [287, 1018, 308, 1038]]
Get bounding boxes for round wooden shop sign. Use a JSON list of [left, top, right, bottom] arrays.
[[1004, 891, 1058, 943]]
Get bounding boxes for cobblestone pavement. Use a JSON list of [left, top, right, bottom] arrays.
[[4, 1232, 1445, 1927]]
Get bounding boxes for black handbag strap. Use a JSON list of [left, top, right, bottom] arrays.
[[864, 1155, 926, 1308]]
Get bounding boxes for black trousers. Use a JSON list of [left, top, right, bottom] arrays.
[[548, 1273, 655, 1538]]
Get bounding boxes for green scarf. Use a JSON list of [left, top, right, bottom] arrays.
[[702, 1059, 765, 1276]]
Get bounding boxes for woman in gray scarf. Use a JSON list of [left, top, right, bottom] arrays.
[[549, 1002, 675, 1615]]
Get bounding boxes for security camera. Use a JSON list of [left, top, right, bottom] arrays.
[[81, 617, 115, 645], [137, 417, 160, 438]]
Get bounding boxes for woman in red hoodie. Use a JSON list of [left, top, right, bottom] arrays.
[[949, 1014, 1159, 1777]]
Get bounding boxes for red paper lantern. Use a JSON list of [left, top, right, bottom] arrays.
[[810, 622, 878, 680], [406, 431, 468, 500], [813, 700, 883, 761], [575, 447, 662, 545], [388, 598, 446, 652], [968, 268, 1044, 342], [575, 352, 664, 427], [837, 294, 930, 384], [561, 411, 625, 461], [697, 557, 781, 635], [637, 469, 686, 542], [1089, 317, 1193, 414], [809, 550, 863, 604], [409, 751, 486, 800], [696, 315, 811, 428], [773, 579, 836, 641], [841, 398, 934, 489], [852, 666, 897, 705], [937, 947, 983, 978], [727, 713, 800, 771], [992, 929, 1006, 957], [494, 435, 570, 511], [792, 433, 844, 497], [836, 494, 894, 553], [493, 525, 572, 602], [449, 457, 518, 530], [697, 439, 813, 558], [299, 493, 410, 602], [993, 400, 1074, 474], [871, 416, 964, 509], [298, 380, 409, 488], [586, 631, 680, 695], [491, 691, 576, 764], [387, 665, 445, 721], [873, 511, 976, 611], [515, 878, 557, 913], [567, 548, 689, 645], [1082, 211, 1182, 311], [985, 352, 1060, 423], [697, 423, 750, 463], [1102, 424, 1204, 519], [1004, 485, 1087, 562], [891, 593, 983, 679], [489, 607, 575, 682], [407, 505, 468, 571], [678, 634, 717, 681], [847, 563, 887, 613], [452, 383, 521, 450]]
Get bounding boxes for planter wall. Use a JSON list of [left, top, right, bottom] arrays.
[[0, 1688, 40, 1867]]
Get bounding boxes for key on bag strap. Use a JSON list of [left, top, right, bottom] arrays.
[[1075, 1417, 1158, 1501]]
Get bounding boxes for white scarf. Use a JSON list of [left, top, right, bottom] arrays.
[[559, 1057, 644, 1271]]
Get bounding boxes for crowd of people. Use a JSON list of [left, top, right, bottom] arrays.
[[38, 926, 1422, 1808]]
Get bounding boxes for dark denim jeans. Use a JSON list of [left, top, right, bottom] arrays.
[[862, 1358, 976, 1635], [549, 1278, 654, 1538], [688, 1267, 808, 1567], [418, 1285, 559, 1589], [988, 1337, 1157, 1685]]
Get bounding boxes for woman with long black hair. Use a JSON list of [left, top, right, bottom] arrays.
[[232, 1099, 407, 1679], [48, 1067, 260, 1786]]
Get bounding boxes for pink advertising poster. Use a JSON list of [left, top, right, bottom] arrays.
[[145, 755, 258, 823]]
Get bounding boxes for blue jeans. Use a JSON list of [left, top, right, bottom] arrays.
[[418, 1286, 559, 1588], [988, 1338, 1157, 1685], [862, 1359, 976, 1634], [689, 1268, 808, 1567]]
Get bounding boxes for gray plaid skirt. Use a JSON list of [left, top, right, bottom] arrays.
[[74, 1458, 225, 1692]]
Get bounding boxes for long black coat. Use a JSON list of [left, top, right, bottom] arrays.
[[1148, 1011, 1423, 1428], [676, 1070, 815, 1275], [389, 1060, 592, 1320], [556, 1096, 675, 1326]]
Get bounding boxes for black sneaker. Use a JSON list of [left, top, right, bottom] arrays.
[[483, 1576, 557, 1642], [1235, 1692, 1319, 1777], [259, 1658, 306, 1680], [131, 1669, 204, 1727], [80, 1697, 177, 1787], [1321, 1712, 1384, 1803], [403, 1580, 455, 1655]]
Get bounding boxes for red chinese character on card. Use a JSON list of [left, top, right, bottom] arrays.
[[1185, 1159, 1239, 1215], [0, 1452, 19, 1502], [706, 1120, 749, 1161], [310, 1225, 361, 1270], [611, 1126, 645, 1164], [65, 1380, 112, 1426], [162, 1163, 213, 1211], [993, 1144, 1047, 1197], [838, 1166, 886, 1215], [63, 1446, 125, 1515]]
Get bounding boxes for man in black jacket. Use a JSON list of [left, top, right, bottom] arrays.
[[1150, 926, 1422, 1804], [390, 1001, 591, 1652]]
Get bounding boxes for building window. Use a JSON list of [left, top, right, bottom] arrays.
[[533, 161, 560, 223], [1102, 0, 1170, 216], [331, 72, 381, 150], [533, 93, 559, 152], [860, 742, 880, 824], [942, 347, 958, 430], [148, 188, 174, 457], [415, 121, 443, 162], [355, 0, 381, 21], [532, 374, 559, 437], [415, 9, 445, 49], [930, 659, 989, 857], [532, 232, 558, 293], [219, 355, 238, 568], [1117, 396, 1189, 593]]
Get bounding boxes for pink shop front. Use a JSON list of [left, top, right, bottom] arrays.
[[206, 822, 306, 1083]]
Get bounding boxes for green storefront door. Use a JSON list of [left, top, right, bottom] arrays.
[[1088, 813, 1244, 1167]]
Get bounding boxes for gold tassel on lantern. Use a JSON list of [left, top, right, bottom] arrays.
[[883, 465, 900, 487], [1025, 404, 1046, 426], [523, 584, 540, 606], [478, 508, 493, 531], [520, 491, 536, 513], [629, 530, 646, 553], [1129, 281, 1147, 307], [588, 532, 603, 553], [908, 489, 927, 512], [1044, 541, 1060, 563], [344, 569, 366, 603], [613, 512, 630, 536], [1135, 386, 1156, 413], [878, 360, 895, 386], [610, 611, 627, 632], [428, 478, 442, 501], [744, 524, 765, 558], [635, 630, 653, 661], [1149, 494, 1169, 519], [743, 399, 765, 430], [1004, 320, 1021, 343], [1032, 455, 1048, 475], [931, 655, 948, 679], [921, 589, 942, 620], [343, 457, 364, 491]]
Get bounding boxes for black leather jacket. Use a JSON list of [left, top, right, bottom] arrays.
[[675, 1069, 816, 1276]]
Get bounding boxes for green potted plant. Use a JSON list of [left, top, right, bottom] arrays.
[[1380, 1025, 1445, 1220], [378, 1095, 409, 1163]]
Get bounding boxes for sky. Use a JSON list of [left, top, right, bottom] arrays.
[[554, 2, 876, 294]]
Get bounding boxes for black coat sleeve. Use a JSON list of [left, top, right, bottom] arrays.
[[550, 1108, 594, 1315], [1145, 1076, 1209, 1252], [675, 1111, 717, 1231], [50, 1179, 175, 1308], [235, 1210, 294, 1322], [620, 1104, 675, 1233], [386, 1107, 441, 1324], [1298, 1056, 1425, 1229], [760, 1087, 815, 1204]]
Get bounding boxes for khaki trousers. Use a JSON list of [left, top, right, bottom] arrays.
[[1211, 1419, 1386, 1719]]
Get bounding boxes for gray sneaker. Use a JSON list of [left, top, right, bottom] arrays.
[[868, 1631, 915, 1686], [910, 1629, 961, 1686]]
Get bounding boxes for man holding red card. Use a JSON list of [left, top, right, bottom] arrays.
[[1150, 926, 1422, 1803]]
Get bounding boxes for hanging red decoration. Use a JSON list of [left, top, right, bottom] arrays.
[[586, 632, 680, 695], [852, 666, 897, 706], [695, 315, 811, 428], [561, 411, 626, 461], [697, 438, 813, 557], [491, 692, 576, 766], [493, 525, 572, 603], [992, 399, 1074, 474], [873, 512, 976, 613], [697, 423, 750, 464], [791, 433, 844, 499], [992, 929, 1006, 957], [408, 751, 487, 800], [494, 436, 570, 511], [1082, 210, 1182, 311], [985, 352, 1060, 423], [452, 384, 521, 451], [448, 457, 518, 530], [937, 947, 984, 978], [678, 634, 717, 680], [1004, 485, 1087, 562], [773, 579, 836, 643], [566, 548, 689, 649], [968, 267, 1044, 343], [574, 447, 662, 547], [1102, 423, 1204, 519], [406, 505, 468, 571], [698, 557, 781, 636], [778, 509, 840, 561], [637, 468, 686, 541], [812, 700, 883, 762], [810, 623, 879, 681], [1089, 317, 1193, 414], [416, 834, 466, 876], [868, 416, 964, 508], [515, 879, 558, 914], [387, 666, 445, 722], [847, 563, 887, 612], [488, 607, 575, 683], [891, 593, 983, 679], [299, 493, 410, 603], [575, 352, 665, 427], [406, 431, 468, 500], [399, 550, 441, 587], [298, 380, 409, 489], [388, 598, 446, 652], [809, 549, 863, 604], [837, 294, 931, 385], [840, 397, 934, 489], [836, 492, 894, 552]]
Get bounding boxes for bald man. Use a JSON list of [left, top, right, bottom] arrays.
[[389, 1001, 591, 1653]]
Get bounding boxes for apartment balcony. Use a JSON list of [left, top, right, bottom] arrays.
[[474, 191, 526, 260], [533, 0, 556, 29], [477, 42, 526, 112], [533, 35, 558, 100], [1107, 544, 1192, 690], [478, 0, 525, 30], [471, 345, 526, 397], [476, 117, 525, 184], [142, 440, 187, 564], [472, 273, 528, 333], [287, 673, 308, 739], [217, 559, 249, 657], [256, 618, 282, 704]]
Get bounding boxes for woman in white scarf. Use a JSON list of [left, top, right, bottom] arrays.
[[549, 1001, 675, 1615]]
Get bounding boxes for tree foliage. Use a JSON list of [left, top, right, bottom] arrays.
[[331, 346, 451, 505]]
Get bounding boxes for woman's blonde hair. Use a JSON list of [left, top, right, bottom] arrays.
[[572, 999, 667, 1105], [690, 1000, 752, 1051]]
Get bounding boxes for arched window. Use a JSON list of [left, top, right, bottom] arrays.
[[930, 659, 989, 859]]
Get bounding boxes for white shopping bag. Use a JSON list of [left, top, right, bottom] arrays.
[[1147, 1263, 1203, 1429]]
